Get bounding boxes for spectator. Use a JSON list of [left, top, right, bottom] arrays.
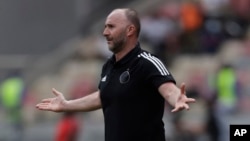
[[55, 112, 80, 141], [0, 69, 26, 141], [214, 64, 239, 141]]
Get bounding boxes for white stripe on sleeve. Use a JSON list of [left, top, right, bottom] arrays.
[[140, 52, 169, 76]]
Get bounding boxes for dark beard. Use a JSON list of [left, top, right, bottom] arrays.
[[110, 39, 125, 53], [109, 35, 126, 54]]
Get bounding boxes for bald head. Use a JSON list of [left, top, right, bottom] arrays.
[[108, 8, 141, 37]]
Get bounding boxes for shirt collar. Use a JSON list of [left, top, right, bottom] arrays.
[[110, 42, 141, 66]]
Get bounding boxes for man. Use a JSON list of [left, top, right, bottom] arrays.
[[36, 8, 195, 141]]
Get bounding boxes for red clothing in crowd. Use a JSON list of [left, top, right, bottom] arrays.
[[55, 113, 80, 141]]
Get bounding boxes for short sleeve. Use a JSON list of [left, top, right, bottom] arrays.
[[140, 52, 176, 89], [98, 61, 109, 89]]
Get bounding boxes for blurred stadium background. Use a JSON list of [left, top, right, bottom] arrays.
[[0, 0, 250, 141]]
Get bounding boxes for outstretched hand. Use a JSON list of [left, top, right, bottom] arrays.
[[36, 88, 68, 112], [171, 83, 196, 112]]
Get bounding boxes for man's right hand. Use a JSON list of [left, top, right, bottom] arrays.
[[36, 88, 68, 112]]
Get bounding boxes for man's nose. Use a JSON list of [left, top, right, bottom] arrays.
[[103, 28, 109, 36]]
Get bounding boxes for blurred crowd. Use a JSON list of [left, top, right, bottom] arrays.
[[0, 0, 250, 141], [139, 0, 250, 64]]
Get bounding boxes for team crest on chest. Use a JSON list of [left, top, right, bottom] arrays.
[[119, 70, 130, 84]]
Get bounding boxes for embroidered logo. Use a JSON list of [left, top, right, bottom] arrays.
[[101, 75, 107, 82], [119, 71, 130, 84]]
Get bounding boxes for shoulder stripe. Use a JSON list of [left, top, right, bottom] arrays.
[[146, 53, 169, 75], [140, 53, 165, 75], [140, 52, 169, 76], [151, 55, 170, 75]]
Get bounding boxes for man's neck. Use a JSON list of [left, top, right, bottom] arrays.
[[114, 40, 138, 62]]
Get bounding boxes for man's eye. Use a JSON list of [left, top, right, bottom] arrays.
[[108, 24, 115, 28]]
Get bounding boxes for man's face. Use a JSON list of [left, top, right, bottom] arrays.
[[103, 10, 129, 53]]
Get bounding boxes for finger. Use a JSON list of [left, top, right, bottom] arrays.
[[36, 103, 53, 111], [183, 104, 190, 110], [36, 103, 47, 108], [171, 105, 183, 112], [41, 98, 54, 103], [35, 103, 40, 108], [180, 83, 186, 95], [52, 88, 61, 96], [37, 105, 51, 111], [186, 98, 196, 103], [171, 104, 190, 112], [36, 103, 49, 109], [171, 107, 179, 113]]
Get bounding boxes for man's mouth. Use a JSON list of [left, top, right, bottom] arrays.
[[106, 38, 112, 44], [106, 37, 112, 41]]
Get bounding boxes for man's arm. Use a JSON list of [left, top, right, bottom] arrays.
[[36, 88, 102, 112], [158, 82, 195, 112]]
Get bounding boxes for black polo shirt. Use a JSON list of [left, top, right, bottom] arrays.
[[99, 43, 176, 141]]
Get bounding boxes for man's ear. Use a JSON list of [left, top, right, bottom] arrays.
[[127, 25, 136, 37]]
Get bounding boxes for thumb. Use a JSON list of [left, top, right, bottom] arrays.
[[52, 88, 62, 96], [180, 83, 186, 95]]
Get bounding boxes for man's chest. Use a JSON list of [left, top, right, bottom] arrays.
[[99, 63, 145, 103]]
